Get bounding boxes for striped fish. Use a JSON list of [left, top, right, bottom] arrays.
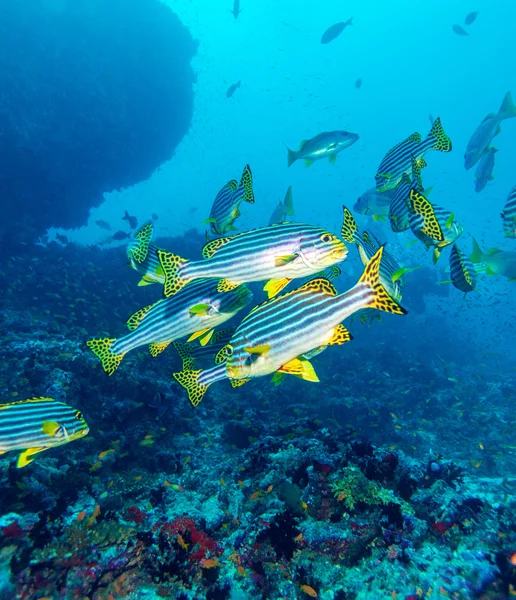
[[408, 189, 464, 264], [388, 156, 425, 233], [127, 223, 165, 286], [86, 279, 253, 375], [173, 328, 235, 371], [173, 246, 407, 406], [269, 185, 295, 225], [0, 397, 89, 468], [203, 165, 254, 235], [375, 117, 452, 192], [157, 220, 348, 299], [501, 184, 516, 238], [449, 244, 477, 293]]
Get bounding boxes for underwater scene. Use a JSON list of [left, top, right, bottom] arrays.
[[1, 0, 516, 598]]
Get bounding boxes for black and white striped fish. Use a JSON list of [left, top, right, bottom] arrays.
[[203, 165, 254, 235], [173, 246, 406, 406], [388, 156, 425, 233], [375, 117, 452, 192], [501, 184, 516, 238], [86, 279, 253, 375], [0, 397, 89, 468], [408, 189, 463, 263], [157, 220, 348, 299], [127, 223, 165, 286], [449, 244, 477, 293]]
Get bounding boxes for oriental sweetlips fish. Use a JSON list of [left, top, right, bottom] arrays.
[[353, 187, 396, 222], [203, 164, 254, 235], [286, 131, 359, 167], [464, 91, 516, 170], [127, 223, 165, 286], [407, 189, 463, 263], [501, 185, 516, 238], [86, 279, 253, 375], [470, 239, 516, 281], [388, 156, 425, 233], [173, 246, 407, 406], [0, 397, 89, 468], [173, 328, 235, 371], [156, 221, 348, 299], [269, 185, 295, 225], [375, 117, 452, 192], [448, 244, 477, 293]]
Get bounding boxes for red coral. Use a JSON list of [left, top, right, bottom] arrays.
[[125, 506, 147, 524], [2, 521, 24, 538], [159, 517, 221, 562], [431, 520, 452, 535]]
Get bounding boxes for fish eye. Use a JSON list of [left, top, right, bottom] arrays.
[[321, 233, 333, 243], [75, 411, 83, 421]]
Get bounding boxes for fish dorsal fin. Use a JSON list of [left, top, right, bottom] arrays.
[[211, 328, 234, 344], [409, 190, 444, 241], [407, 132, 422, 144], [202, 236, 237, 259], [227, 179, 239, 192], [127, 303, 154, 331], [341, 205, 358, 244], [298, 277, 338, 296], [0, 396, 54, 410]]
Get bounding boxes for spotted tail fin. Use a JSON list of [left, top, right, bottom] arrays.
[[86, 338, 125, 376], [173, 341, 196, 371], [157, 250, 190, 297], [341, 205, 359, 244], [240, 164, 254, 204], [129, 223, 153, 264], [428, 117, 452, 152], [357, 247, 408, 316]]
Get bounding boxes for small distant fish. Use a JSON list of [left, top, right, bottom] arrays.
[[301, 584, 318, 598], [203, 165, 254, 235], [449, 244, 477, 293], [95, 220, 111, 231], [452, 24, 469, 36], [501, 185, 516, 238], [464, 11, 478, 25], [287, 131, 359, 167], [407, 189, 464, 263], [269, 185, 295, 225], [470, 238, 516, 280], [152, 213, 159, 220], [355, 78, 362, 89], [376, 117, 451, 192], [127, 223, 165, 286], [112, 230, 131, 241], [122, 210, 138, 229], [474, 147, 497, 193], [226, 81, 241, 98], [354, 187, 396, 222], [0, 397, 89, 468], [465, 91, 516, 169], [145, 391, 174, 419], [231, 0, 242, 19], [320, 18, 353, 44]]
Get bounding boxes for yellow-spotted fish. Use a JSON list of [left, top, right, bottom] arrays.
[[157, 220, 348, 299], [470, 238, 516, 281], [376, 117, 451, 192], [407, 189, 463, 263], [127, 223, 165, 286], [269, 185, 295, 225], [0, 397, 89, 468], [86, 279, 253, 375], [388, 156, 426, 233], [173, 247, 406, 406], [501, 185, 516, 238], [203, 165, 254, 235]]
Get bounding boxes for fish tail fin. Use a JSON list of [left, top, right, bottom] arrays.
[[499, 91, 516, 119], [287, 147, 298, 167], [341, 205, 359, 244], [173, 369, 208, 407], [358, 247, 408, 316], [240, 164, 254, 203], [284, 185, 295, 216], [428, 117, 452, 152], [129, 223, 153, 264], [86, 338, 125, 376], [470, 238, 485, 263], [157, 250, 189, 297]]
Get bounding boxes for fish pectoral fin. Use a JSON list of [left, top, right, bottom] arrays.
[[485, 266, 498, 276], [216, 279, 241, 292], [243, 344, 270, 356], [271, 372, 287, 386], [231, 378, 250, 388], [304, 159, 314, 167], [189, 303, 212, 316], [372, 215, 385, 222], [187, 328, 212, 343], [329, 154, 337, 164], [278, 358, 319, 382], [263, 278, 291, 298], [138, 276, 155, 287], [149, 341, 172, 357], [432, 247, 442, 264], [17, 447, 46, 468], [201, 218, 217, 224], [326, 324, 353, 346], [127, 304, 154, 330], [274, 254, 298, 267], [41, 421, 61, 436], [298, 277, 338, 296], [199, 329, 215, 346]]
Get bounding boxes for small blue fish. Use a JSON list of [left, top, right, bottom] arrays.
[[320, 18, 353, 44], [474, 147, 497, 193]]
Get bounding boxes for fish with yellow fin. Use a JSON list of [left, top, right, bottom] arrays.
[[86, 280, 252, 375], [0, 397, 89, 468], [173, 246, 406, 406], [470, 238, 516, 281]]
